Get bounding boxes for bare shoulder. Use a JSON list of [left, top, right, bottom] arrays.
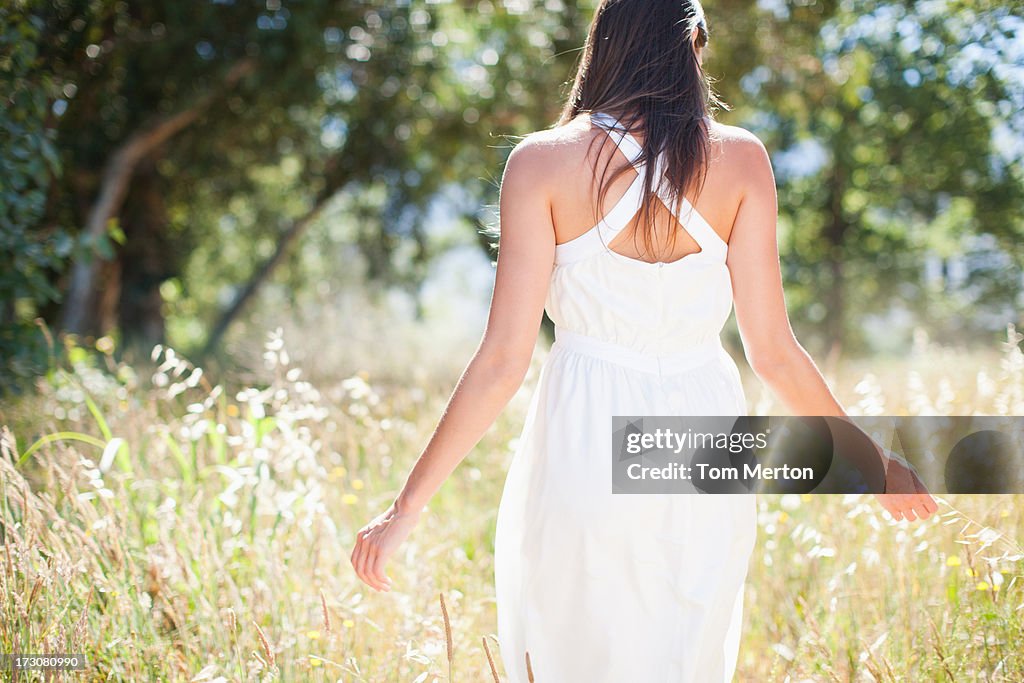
[[708, 120, 768, 153], [707, 121, 775, 187], [502, 116, 597, 192]]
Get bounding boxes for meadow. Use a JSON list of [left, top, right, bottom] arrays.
[[2, 324, 1023, 682]]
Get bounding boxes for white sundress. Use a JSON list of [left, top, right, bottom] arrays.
[[493, 111, 759, 682]]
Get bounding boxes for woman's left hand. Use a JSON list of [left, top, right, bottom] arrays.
[[872, 454, 938, 522], [350, 503, 423, 592]]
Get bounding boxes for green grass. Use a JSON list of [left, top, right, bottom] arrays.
[[1, 326, 1023, 681]]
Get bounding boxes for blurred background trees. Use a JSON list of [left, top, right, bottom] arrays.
[[720, 0, 1024, 354], [2, 0, 1022, 392]]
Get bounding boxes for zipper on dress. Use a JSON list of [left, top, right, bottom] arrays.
[[657, 260, 665, 377]]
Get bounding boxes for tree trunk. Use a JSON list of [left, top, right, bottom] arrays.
[[95, 257, 121, 335], [118, 157, 171, 358], [200, 198, 331, 359], [200, 144, 360, 360], [60, 59, 254, 337]]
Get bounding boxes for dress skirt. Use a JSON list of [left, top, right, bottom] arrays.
[[494, 334, 758, 683]]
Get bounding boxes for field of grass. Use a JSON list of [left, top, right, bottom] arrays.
[[2, 325, 1023, 681]]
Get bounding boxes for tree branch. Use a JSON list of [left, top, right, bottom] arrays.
[[60, 58, 256, 335]]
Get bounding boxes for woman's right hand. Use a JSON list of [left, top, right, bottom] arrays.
[[350, 502, 423, 592]]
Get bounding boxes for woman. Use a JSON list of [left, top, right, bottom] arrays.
[[351, 1, 938, 680]]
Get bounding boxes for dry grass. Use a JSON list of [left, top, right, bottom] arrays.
[[1, 325, 1023, 681]]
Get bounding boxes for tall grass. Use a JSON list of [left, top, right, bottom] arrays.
[[1, 325, 1023, 681]]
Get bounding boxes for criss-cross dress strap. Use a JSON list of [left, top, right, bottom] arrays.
[[553, 112, 651, 264], [553, 111, 728, 265], [647, 152, 728, 261]]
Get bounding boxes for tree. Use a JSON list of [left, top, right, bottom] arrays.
[[0, 3, 71, 392], [24, 0, 588, 363], [714, 0, 1024, 352]]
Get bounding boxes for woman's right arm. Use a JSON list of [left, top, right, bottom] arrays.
[[726, 132, 936, 522], [349, 137, 557, 591]]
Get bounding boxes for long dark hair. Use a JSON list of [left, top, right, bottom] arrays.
[[557, 0, 727, 259]]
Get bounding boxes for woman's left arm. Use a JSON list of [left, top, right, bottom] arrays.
[[726, 132, 937, 523], [350, 139, 556, 591]]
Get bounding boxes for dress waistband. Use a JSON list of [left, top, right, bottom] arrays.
[[550, 327, 727, 376]]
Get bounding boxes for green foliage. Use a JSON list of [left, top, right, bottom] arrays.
[[2, 0, 1022, 374], [10, 0, 587, 359], [716, 0, 1024, 352], [0, 3, 74, 391]]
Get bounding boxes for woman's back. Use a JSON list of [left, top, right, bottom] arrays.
[[530, 110, 762, 355], [537, 111, 760, 263]]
